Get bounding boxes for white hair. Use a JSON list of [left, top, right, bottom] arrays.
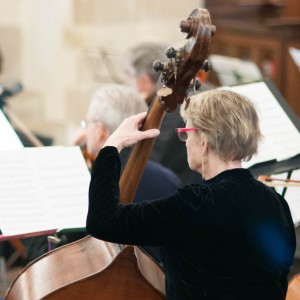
[[87, 84, 148, 133]]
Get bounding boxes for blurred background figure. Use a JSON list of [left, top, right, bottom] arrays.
[[123, 42, 166, 106]]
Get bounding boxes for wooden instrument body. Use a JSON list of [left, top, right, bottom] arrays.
[[6, 236, 165, 299]]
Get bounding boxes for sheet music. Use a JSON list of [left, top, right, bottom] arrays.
[[221, 82, 300, 168], [0, 109, 23, 150], [0, 146, 90, 236], [209, 54, 263, 86]]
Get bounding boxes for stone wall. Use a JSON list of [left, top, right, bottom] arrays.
[[0, 0, 204, 145]]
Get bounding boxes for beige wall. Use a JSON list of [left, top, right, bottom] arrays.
[[0, 0, 204, 145]]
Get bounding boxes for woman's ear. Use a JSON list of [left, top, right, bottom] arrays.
[[201, 136, 209, 154]]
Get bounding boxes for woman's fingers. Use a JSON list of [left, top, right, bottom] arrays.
[[126, 111, 147, 129], [103, 112, 160, 152], [140, 129, 160, 139], [121, 128, 160, 148], [134, 111, 148, 123]]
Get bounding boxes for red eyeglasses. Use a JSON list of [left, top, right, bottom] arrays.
[[176, 128, 201, 142]]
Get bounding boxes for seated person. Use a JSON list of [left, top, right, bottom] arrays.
[[81, 83, 182, 264]]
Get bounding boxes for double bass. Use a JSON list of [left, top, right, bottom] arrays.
[[6, 8, 215, 299]]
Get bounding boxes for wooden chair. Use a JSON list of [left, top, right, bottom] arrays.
[[286, 274, 300, 300]]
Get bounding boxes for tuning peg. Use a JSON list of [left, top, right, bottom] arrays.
[[166, 47, 176, 59], [194, 78, 201, 90], [153, 60, 163, 72], [166, 47, 184, 62], [201, 60, 210, 72], [153, 60, 170, 73]]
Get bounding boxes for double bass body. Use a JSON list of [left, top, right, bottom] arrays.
[[6, 237, 165, 299]]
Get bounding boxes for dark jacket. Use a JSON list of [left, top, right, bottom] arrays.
[[87, 147, 296, 300]]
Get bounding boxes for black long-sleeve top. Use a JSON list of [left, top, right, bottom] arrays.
[[87, 146, 296, 300]]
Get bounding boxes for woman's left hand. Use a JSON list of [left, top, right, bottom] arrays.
[[103, 112, 160, 152]]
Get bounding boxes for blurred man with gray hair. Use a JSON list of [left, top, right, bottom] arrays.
[[84, 83, 181, 265]]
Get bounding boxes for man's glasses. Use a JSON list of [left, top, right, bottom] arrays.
[[80, 119, 99, 129], [176, 128, 201, 142], [80, 119, 88, 129]]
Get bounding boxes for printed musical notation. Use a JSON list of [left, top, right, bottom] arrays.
[[0, 146, 90, 237]]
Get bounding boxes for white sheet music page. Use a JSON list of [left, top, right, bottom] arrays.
[[0, 109, 23, 150], [0, 146, 90, 236], [221, 82, 300, 168]]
